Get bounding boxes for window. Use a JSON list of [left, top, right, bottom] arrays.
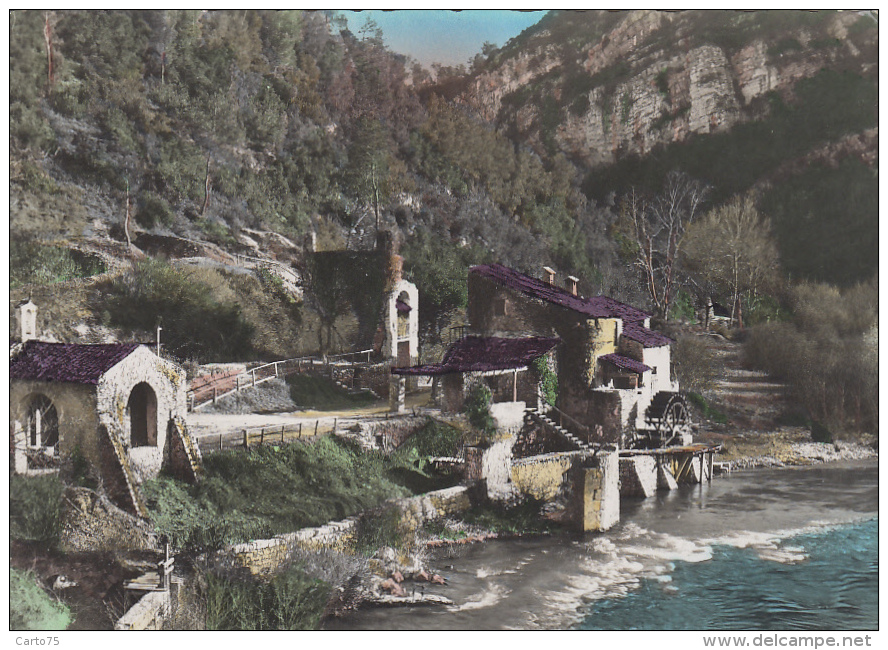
[[27, 395, 59, 449]]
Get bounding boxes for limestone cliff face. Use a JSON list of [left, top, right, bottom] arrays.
[[461, 10, 876, 166]]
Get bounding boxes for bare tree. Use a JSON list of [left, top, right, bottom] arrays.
[[620, 172, 708, 319], [683, 194, 779, 326]]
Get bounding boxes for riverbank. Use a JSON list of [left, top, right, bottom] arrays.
[[329, 458, 878, 630]]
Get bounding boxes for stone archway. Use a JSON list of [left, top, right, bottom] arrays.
[[128, 382, 158, 447], [27, 394, 59, 448]]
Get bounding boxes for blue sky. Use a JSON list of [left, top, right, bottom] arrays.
[[340, 10, 547, 68]]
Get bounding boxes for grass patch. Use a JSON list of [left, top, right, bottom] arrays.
[[10, 239, 106, 289], [10, 568, 72, 631], [687, 392, 729, 425], [10, 475, 64, 551], [286, 374, 376, 411], [462, 497, 552, 536], [203, 565, 331, 631], [142, 436, 413, 553]]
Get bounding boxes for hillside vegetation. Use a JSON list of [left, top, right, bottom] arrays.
[[9, 10, 878, 433]]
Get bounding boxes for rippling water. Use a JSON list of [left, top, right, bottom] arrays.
[[327, 460, 878, 631]]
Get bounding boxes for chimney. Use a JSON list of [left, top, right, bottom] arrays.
[[566, 275, 579, 296], [543, 266, 556, 285], [17, 299, 38, 343]]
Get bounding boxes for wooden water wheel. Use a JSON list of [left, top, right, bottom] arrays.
[[630, 391, 692, 448]]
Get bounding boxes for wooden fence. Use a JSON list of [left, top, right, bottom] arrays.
[[197, 418, 346, 453]]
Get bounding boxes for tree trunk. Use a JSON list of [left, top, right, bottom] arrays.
[[201, 156, 211, 217], [43, 12, 54, 91], [124, 179, 132, 251]]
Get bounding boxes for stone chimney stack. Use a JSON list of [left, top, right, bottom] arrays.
[[566, 275, 579, 296], [17, 299, 38, 342], [543, 266, 556, 285]]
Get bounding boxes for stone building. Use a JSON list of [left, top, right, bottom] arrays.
[[467, 263, 681, 446], [9, 304, 201, 516], [393, 335, 559, 427]]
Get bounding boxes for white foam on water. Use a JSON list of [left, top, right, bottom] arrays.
[[449, 583, 509, 612]]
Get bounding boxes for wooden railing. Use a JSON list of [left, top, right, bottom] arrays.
[[542, 399, 593, 439]]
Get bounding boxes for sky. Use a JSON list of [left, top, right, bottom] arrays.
[[340, 9, 547, 68]]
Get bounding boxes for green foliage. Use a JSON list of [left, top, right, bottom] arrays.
[[810, 421, 833, 444], [531, 356, 558, 406], [743, 278, 878, 433], [673, 337, 717, 394], [143, 437, 412, 553], [101, 259, 254, 362], [464, 384, 496, 436], [655, 68, 670, 96], [402, 228, 486, 330], [353, 504, 411, 555], [68, 445, 98, 490], [136, 191, 176, 228], [462, 497, 551, 535], [10, 239, 106, 289], [286, 374, 375, 410], [668, 290, 696, 322], [759, 158, 877, 286], [9, 475, 64, 550], [395, 418, 463, 459], [204, 565, 330, 630], [9, 568, 72, 631], [687, 392, 728, 425]]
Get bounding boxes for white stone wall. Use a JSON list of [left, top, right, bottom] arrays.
[[643, 345, 676, 394], [97, 346, 187, 483], [490, 401, 526, 434], [384, 279, 419, 363]]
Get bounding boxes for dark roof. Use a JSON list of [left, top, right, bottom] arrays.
[[10, 341, 142, 384], [470, 264, 649, 322], [600, 353, 651, 375], [395, 299, 411, 313], [621, 322, 673, 348], [392, 336, 560, 376]]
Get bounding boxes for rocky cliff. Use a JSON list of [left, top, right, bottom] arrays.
[[463, 10, 877, 167]]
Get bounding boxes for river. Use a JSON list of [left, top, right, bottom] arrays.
[[328, 459, 878, 631]]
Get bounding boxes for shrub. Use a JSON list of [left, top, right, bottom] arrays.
[[203, 565, 331, 631], [136, 191, 176, 229], [810, 421, 833, 444], [463, 497, 550, 535], [464, 384, 496, 436], [101, 259, 254, 362], [10, 239, 106, 289], [9, 475, 64, 550], [672, 336, 717, 394], [9, 568, 71, 631], [353, 503, 412, 555], [531, 356, 558, 407], [687, 392, 728, 425]]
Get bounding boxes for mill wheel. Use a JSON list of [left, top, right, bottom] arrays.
[[657, 394, 691, 446]]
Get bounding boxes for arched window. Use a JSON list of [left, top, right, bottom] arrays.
[[27, 395, 59, 449], [128, 382, 158, 447]]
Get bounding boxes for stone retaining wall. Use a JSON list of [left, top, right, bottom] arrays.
[[221, 485, 475, 576], [61, 487, 158, 553], [115, 591, 169, 630], [509, 452, 579, 501]]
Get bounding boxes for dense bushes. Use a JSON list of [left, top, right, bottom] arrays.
[[203, 565, 330, 631], [743, 278, 878, 434], [672, 336, 718, 394], [102, 259, 254, 362], [10, 475, 64, 550], [9, 568, 72, 631], [10, 239, 106, 289]]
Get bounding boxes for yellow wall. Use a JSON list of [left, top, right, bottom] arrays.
[[586, 317, 620, 385], [510, 453, 574, 500]]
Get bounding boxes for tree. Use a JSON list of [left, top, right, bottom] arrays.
[[344, 117, 393, 244], [618, 172, 708, 319], [683, 194, 779, 326]]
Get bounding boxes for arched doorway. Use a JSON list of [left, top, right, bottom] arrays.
[[27, 394, 59, 449], [128, 382, 157, 447], [396, 290, 412, 367]]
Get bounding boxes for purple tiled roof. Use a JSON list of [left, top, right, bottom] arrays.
[[471, 264, 650, 322], [392, 336, 560, 376], [600, 353, 651, 375], [621, 322, 673, 348], [10, 341, 142, 384]]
